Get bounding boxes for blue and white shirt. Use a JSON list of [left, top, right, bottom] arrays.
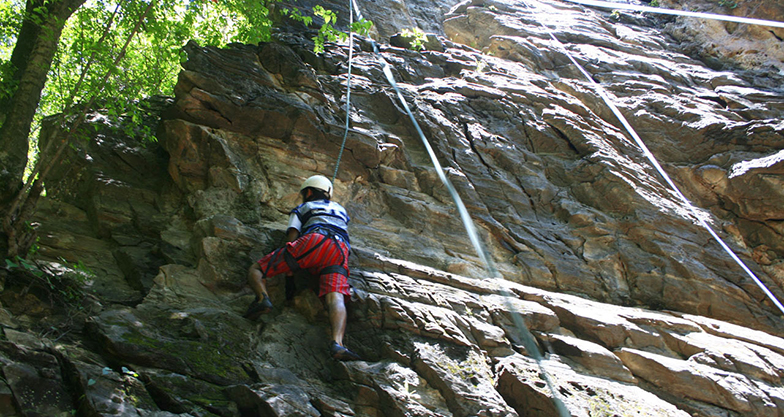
[[288, 199, 350, 244]]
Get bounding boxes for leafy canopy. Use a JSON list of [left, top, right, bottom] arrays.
[[0, 0, 24, 101], [10, 0, 371, 143]]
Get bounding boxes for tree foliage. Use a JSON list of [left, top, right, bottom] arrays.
[[14, 0, 370, 141], [0, 0, 24, 101], [0, 0, 372, 258], [44, 0, 276, 139]]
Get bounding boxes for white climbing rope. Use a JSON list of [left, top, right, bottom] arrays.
[[346, 3, 494, 274], [524, 0, 784, 315], [331, 0, 355, 184], [563, 0, 784, 29], [344, 1, 572, 415], [324, 0, 781, 413]]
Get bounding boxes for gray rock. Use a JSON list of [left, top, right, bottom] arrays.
[[6, 0, 783, 415]]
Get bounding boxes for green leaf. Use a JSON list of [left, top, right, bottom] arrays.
[[351, 19, 373, 36], [19, 258, 35, 270], [6, 0, 346, 204]]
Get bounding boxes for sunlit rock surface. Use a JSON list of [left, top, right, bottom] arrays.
[[660, 0, 784, 76], [1, 0, 783, 415]]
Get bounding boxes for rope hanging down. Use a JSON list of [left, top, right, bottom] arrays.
[[563, 0, 784, 29], [524, 0, 784, 315], [331, 0, 355, 183], [326, 0, 781, 413], [343, 1, 571, 415]]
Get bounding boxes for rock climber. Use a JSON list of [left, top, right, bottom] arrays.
[[243, 174, 361, 361]]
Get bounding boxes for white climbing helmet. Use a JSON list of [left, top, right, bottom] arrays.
[[300, 175, 333, 198]]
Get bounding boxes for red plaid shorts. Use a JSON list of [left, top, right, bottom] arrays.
[[256, 232, 350, 298]]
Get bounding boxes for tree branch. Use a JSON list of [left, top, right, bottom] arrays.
[[3, 0, 157, 257]]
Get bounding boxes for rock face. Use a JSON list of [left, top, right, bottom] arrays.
[[1, 0, 783, 416], [660, 0, 784, 76]]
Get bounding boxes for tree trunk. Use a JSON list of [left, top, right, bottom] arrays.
[[0, 0, 85, 257]]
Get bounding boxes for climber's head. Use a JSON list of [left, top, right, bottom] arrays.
[[300, 175, 333, 201]]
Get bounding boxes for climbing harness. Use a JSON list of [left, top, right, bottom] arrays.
[[562, 0, 784, 29], [288, 231, 349, 278], [522, 0, 784, 315], [261, 231, 350, 280]]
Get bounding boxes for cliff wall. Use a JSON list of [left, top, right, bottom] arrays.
[[1, 0, 783, 416]]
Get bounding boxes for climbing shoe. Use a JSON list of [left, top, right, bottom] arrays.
[[330, 341, 361, 361], [243, 294, 273, 320]]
